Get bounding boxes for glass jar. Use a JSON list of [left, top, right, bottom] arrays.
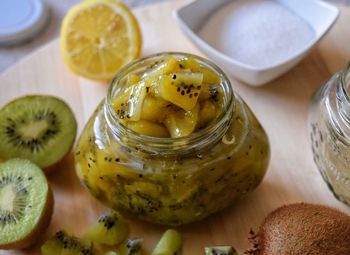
[[74, 52, 270, 225], [309, 63, 350, 205]]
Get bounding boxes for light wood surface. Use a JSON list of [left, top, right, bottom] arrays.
[[1, 1, 350, 254]]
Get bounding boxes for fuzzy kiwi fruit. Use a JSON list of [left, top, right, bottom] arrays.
[[0, 158, 53, 249], [83, 210, 130, 246], [0, 95, 77, 170], [205, 246, 238, 255], [41, 230, 95, 255], [248, 203, 350, 255]]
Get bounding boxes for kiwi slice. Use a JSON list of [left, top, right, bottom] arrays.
[[205, 246, 238, 255], [151, 229, 182, 255], [0, 95, 77, 169], [0, 158, 53, 249], [118, 238, 144, 255], [41, 230, 95, 255], [83, 211, 130, 246]]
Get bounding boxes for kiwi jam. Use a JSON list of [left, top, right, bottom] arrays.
[[74, 53, 270, 225]]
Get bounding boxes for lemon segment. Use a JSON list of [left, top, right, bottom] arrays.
[[60, 0, 142, 80]]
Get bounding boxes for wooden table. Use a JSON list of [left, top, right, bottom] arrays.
[[1, 1, 350, 254]]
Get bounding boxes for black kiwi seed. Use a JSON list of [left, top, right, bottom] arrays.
[[0, 95, 77, 170]]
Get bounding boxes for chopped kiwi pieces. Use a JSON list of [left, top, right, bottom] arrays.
[[83, 211, 130, 246], [118, 238, 143, 255], [205, 246, 238, 255], [41, 230, 95, 255], [127, 120, 169, 138], [112, 55, 223, 138], [0, 95, 77, 169], [0, 158, 53, 249], [199, 100, 217, 128], [113, 82, 147, 121], [164, 104, 200, 138], [151, 229, 182, 255], [158, 75, 202, 111]]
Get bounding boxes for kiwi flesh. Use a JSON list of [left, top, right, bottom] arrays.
[[83, 210, 130, 246], [118, 238, 143, 255], [205, 246, 237, 255], [0, 158, 53, 249], [0, 95, 77, 169], [151, 229, 182, 255], [41, 230, 95, 255], [249, 203, 350, 255]]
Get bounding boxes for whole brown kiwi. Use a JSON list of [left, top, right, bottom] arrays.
[[247, 203, 350, 255]]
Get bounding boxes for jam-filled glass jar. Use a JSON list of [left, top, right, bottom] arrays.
[[309, 63, 350, 205], [74, 52, 270, 225]]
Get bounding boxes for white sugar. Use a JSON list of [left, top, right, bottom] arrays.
[[198, 0, 315, 68]]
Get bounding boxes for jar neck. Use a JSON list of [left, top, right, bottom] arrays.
[[336, 63, 350, 125], [104, 52, 236, 156]]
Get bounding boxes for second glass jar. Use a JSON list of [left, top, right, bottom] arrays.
[[74, 53, 270, 225]]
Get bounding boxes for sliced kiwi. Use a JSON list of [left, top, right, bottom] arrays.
[[83, 210, 130, 246], [151, 229, 182, 255], [0, 95, 77, 169], [0, 158, 53, 249], [41, 230, 95, 255], [205, 246, 238, 255], [118, 238, 144, 255]]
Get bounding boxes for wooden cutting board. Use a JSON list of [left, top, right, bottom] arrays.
[[1, 1, 350, 254]]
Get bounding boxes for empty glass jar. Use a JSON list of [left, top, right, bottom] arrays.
[[309, 63, 350, 205]]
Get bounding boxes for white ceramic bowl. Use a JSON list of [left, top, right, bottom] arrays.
[[174, 0, 339, 86]]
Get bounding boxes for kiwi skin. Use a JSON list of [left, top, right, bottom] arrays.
[[0, 186, 54, 249], [250, 203, 350, 255]]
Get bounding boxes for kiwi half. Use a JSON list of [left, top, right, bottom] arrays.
[[249, 203, 350, 255], [0, 95, 77, 169], [0, 158, 53, 249]]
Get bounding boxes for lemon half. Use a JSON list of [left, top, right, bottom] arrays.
[[60, 0, 142, 81]]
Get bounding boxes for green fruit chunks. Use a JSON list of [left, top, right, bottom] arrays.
[[113, 82, 147, 121], [0, 95, 77, 169], [127, 120, 169, 138], [84, 211, 130, 246], [141, 96, 170, 123], [118, 238, 144, 255], [158, 74, 202, 111], [151, 229, 182, 255], [204, 246, 238, 255], [198, 100, 217, 128], [142, 56, 178, 79], [164, 104, 199, 138], [41, 230, 95, 255], [178, 57, 221, 84], [0, 159, 52, 249]]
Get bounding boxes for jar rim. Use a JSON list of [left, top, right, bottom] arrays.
[[340, 62, 350, 102], [105, 52, 235, 154]]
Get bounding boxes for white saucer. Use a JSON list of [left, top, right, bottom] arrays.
[[0, 0, 49, 46]]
